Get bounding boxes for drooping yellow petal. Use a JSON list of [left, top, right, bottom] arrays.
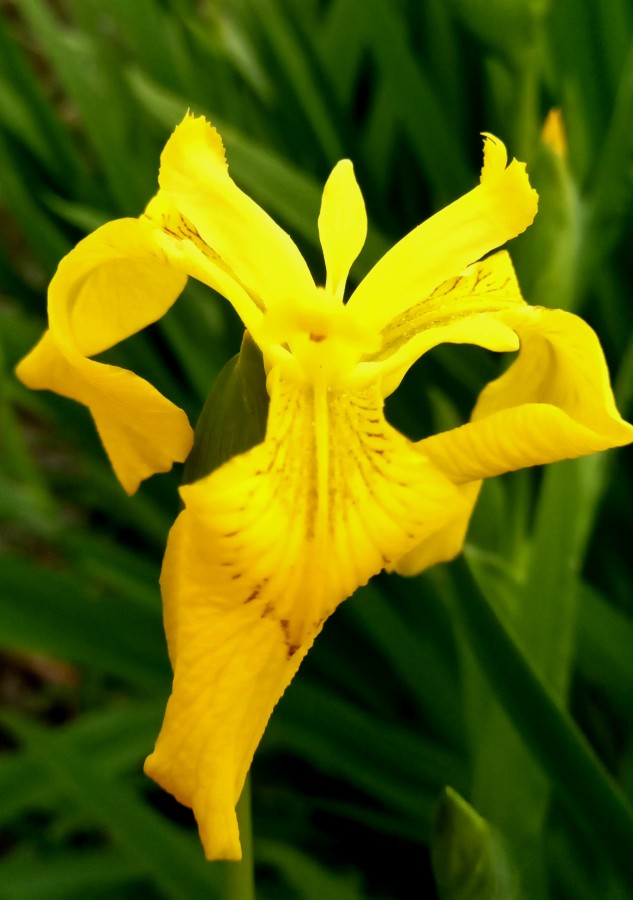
[[360, 250, 523, 397], [46, 218, 188, 358], [16, 200, 267, 492], [159, 113, 316, 312], [16, 332, 192, 494], [347, 135, 538, 332], [144, 363, 469, 859], [318, 160, 367, 301], [15, 217, 196, 492], [394, 481, 482, 576], [417, 307, 633, 483]]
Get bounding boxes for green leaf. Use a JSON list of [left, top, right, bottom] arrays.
[[0, 129, 71, 272], [445, 556, 633, 887], [257, 839, 365, 900], [0, 14, 84, 183], [0, 849, 147, 900], [450, 0, 549, 59], [250, 0, 344, 162], [583, 41, 633, 293], [0, 555, 168, 689], [16, 0, 151, 212], [576, 582, 633, 716], [265, 679, 464, 832], [2, 715, 224, 900], [363, 0, 472, 203]]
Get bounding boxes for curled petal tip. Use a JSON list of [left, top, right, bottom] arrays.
[[480, 132, 508, 180]]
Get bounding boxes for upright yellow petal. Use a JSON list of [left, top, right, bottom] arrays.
[[417, 307, 633, 483], [159, 114, 316, 311], [318, 160, 367, 301], [144, 364, 468, 859], [347, 135, 538, 332]]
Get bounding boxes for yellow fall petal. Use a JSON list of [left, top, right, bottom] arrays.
[[16, 200, 265, 492], [46, 218, 188, 358], [318, 160, 367, 301], [394, 481, 482, 576], [347, 135, 538, 332], [144, 364, 469, 858], [418, 307, 633, 483], [145, 510, 315, 860], [16, 332, 192, 494], [16, 217, 196, 492], [159, 113, 316, 312]]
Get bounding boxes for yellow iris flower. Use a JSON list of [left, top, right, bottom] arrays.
[[16, 115, 633, 860]]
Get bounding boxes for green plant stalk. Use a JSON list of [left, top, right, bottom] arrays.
[[447, 555, 633, 885], [218, 777, 255, 900]]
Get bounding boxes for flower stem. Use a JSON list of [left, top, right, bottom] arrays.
[[220, 776, 255, 900]]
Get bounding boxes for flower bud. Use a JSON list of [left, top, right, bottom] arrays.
[[431, 786, 517, 898]]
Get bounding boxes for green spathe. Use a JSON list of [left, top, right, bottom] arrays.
[[182, 332, 269, 485]]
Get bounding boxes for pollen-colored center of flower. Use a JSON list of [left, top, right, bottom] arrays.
[[260, 288, 380, 380]]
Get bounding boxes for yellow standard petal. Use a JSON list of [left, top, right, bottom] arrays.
[[417, 306, 633, 483], [144, 363, 469, 859], [318, 159, 367, 301], [347, 134, 538, 333]]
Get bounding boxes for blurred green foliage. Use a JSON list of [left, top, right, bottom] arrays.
[[1, 0, 632, 897]]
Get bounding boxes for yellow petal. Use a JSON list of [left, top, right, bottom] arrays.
[[48, 218, 188, 358], [159, 113, 316, 311], [394, 481, 482, 576], [144, 364, 468, 859], [418, 307, 633, 483], [143, 191, 265, 337], [16, 332, 192, 494], [347, 135, 538, 332], [480, 131, 508, 181], [16, 205, 264, 492], [17, 217, 197, 492], [363, 250, 523, 397], [318, 160, 367, 301]]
